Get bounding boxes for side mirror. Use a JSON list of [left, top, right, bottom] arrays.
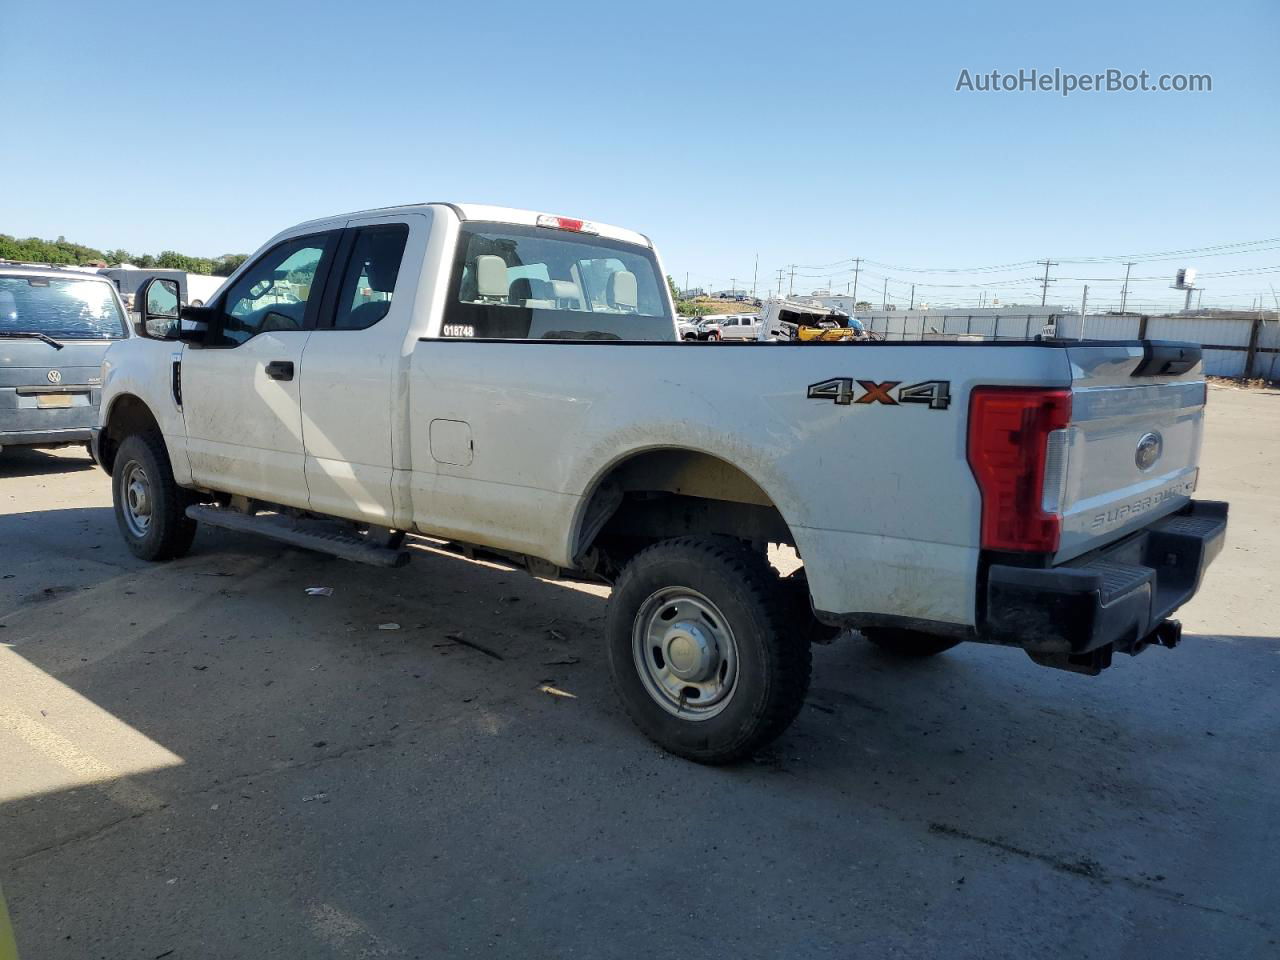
[[135, 277, 181, 339], [176, 305, 216, 344]]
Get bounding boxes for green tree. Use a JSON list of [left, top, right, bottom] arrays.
[[211, 253, 248, 277], [1, 230, 247, 276]]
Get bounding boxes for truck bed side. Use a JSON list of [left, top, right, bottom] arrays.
[[406, 341, 1077, 626]]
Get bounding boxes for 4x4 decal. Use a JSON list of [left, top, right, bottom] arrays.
[[807, 378, 951, 410]]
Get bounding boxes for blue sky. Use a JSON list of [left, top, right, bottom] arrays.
[[2, 0, 1276, 310]]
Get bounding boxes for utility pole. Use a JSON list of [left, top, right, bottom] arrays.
[[909, 284, 915, 310], [1037, 259, 1058, 306], [1119, 261, 1134, 314], [1196, 288, 1203, 310], [788, 265, 796, 297], [775, 268, 785, 299], [1078, 284, 1089, 341], [882, 278, 888, 310], [684, 272, 689, 298], [850, 258, 861, 306], [752, 253, 758, 299], [730, 278, 739, 298]]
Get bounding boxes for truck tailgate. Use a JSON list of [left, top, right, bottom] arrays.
[[1053, 343, 1206, 563]]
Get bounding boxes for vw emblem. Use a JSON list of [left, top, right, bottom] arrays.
[[46, 369, 62, 384], [1135, 432, 1163, 471]]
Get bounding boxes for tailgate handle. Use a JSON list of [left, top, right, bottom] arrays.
[[1133, 341, 1200, 377], [265, 360, 294, 381]]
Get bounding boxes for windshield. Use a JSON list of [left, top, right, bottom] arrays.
[[0, 276, 127, 339], [442, 223, 673, 340]]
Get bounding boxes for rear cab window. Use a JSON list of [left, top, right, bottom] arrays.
[[440, 222, 672, 341], [329, 224, 410, 330], [0, 275, 127, 340]]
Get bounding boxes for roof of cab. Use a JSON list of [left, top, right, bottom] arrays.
[[285, 203, 652, 249], [0, 263, 114, 282]]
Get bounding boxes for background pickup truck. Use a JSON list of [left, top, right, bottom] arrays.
[[93, 202, 1227, 763]]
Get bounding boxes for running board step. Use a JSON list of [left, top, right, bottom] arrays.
[[186, 505, 410, 568]]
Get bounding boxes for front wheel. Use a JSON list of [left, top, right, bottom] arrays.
[[606, 537, 811, 764], [112, 433, 197, 561]]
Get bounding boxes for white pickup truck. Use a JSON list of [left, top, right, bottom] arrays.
[[93, 202, 1228, 763]]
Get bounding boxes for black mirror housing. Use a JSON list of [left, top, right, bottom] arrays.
[[176, 304, 216, 344]]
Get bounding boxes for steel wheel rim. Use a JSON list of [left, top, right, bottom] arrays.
[[121, 460, 153, 538], [632, 587, 739, 720]]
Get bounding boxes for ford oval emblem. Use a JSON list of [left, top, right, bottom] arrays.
[[1135, 431, 1163, 471], [47, 369, 61, 384]]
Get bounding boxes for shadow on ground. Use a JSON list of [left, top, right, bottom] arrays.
[[0, 447, 96, 479]]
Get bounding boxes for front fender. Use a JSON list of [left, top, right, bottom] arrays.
[[100, 338, 191, 484]]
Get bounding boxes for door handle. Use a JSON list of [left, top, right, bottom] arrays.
[[265, 360, 294, 381]]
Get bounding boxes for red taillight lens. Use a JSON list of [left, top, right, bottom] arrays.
[[535, 213, 595, 234], [967, 387, 1072, 553]]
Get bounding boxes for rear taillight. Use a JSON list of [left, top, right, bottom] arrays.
[[967, 387, 1072, 553]]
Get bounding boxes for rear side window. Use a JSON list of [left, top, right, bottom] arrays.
[[331, 224, 410, 330], [441, 223, 672, 341]]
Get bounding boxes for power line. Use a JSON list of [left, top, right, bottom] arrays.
[[1037, 260, 1058, 306], [860, 236, 1280, 274]]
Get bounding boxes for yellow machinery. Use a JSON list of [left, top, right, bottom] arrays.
[[796, 325, 861, 342]]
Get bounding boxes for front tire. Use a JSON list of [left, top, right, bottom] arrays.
[[112, 433, 197, 561], [606, 537, 811, 764]]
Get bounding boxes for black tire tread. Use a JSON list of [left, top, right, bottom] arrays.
[[113, 432, 197, 561], [608, 536, 811, 763]]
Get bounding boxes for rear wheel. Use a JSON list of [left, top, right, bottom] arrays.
[[606, 537, 810, 764], [861, 627, 960, 658], [112, 433, 197, 561]]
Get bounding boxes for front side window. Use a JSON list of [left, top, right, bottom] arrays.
[[331, 224, 410, 330], [0, 276, 126, 339], [441, 223, 672, 340], [215, 233, 334, 346]]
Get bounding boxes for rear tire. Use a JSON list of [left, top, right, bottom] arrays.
[[112, 433, 197, 561], [606, 537, 811, 764], [861, 628, 960, 658]]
